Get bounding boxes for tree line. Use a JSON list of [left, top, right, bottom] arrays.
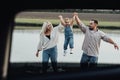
[[30, 9, 120, 14]]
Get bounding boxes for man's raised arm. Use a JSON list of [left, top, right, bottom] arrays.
[[74, 12, 87, 33]]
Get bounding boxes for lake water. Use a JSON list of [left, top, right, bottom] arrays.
[[10, 29, 120, 64]]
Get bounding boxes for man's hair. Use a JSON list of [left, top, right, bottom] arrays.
[[91, 19, 98, 24]]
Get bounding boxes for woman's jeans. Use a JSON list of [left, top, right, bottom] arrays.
[[80, 53, 98, 69], [42, 46, 58, 73]]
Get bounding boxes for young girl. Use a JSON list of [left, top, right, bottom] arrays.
[[59, 15, 75, 56], [36, 21, 63, 73]]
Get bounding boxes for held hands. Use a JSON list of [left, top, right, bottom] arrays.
[[73, 12, 79, 21], [73, 12, 78, 16]]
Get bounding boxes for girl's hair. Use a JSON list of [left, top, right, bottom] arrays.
[[64, 18, 70, 21], [65, 18, 70, 20], [40, 21, 53, 35]]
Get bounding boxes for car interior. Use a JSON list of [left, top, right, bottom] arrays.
[[0, 0, 120, 80]]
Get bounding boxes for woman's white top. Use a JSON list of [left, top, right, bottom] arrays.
[[37, 23, 63, 51]]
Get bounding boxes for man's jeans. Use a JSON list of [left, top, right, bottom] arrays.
[[80, 53, 98, 69], [42, 46, 58, 73]]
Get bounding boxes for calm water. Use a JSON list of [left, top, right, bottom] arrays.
[[10, 29, 120, 64]]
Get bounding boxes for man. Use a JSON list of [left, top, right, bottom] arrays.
[[74, 12, 119, 69]]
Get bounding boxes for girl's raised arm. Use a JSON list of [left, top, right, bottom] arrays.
[[58, 15, 66, 26]]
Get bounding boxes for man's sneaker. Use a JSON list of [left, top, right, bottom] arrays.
[[70, 49, 74, 54], [63, 50, 67, 56]]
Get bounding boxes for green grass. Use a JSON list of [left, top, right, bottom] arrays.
[[15, 18, 120, 27], [14, 26, 41, 30], [15, 18, 60, 24]]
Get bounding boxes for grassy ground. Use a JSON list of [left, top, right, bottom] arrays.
[[15, 18, 120, 27], [14, 26, 41, 30]]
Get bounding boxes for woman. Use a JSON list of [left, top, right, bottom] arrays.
[[36, 21, 63, 73]]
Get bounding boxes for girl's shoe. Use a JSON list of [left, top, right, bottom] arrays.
[[63, 50, 67, 56], [70, 49, 73, 54]]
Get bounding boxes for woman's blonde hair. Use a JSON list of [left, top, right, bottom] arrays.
[[40, 21, 53, 35]]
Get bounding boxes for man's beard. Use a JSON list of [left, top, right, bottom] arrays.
[[89, 27, 94, 30]]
